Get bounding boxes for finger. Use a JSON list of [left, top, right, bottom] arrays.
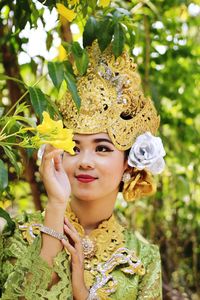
[[53, 150, 64, 171], [62, 238, 80, 265], [40, 149, 63, 173], [64, 217, 77, 233], [43, 149, 63, 161], [62, 238, 77, 256], [37, 144, 46, 160], [64, 224, 83, 257], [64, 224, 81, 245]]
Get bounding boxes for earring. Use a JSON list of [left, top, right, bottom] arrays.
[[122, 172, 131, 183]]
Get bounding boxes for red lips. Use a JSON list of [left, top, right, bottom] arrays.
[[76, 174, 97, 183]]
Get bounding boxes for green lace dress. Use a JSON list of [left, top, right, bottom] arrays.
[[0, 209, 162, 300]]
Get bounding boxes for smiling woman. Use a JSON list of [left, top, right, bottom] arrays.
[[63, 133, 126, 205], [0, 42, 165, 300]]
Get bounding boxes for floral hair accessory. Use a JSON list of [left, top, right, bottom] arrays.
[[128, 132, 166, 175]]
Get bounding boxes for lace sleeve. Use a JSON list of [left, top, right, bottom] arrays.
[[137, 243, 162, 300], [0, 214, 73, 300]]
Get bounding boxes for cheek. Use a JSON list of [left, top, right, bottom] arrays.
[[63, 157, 76, 176], [103, 157, 125, 179]]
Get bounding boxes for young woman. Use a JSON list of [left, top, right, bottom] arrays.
[[0, 42, 165, 299]]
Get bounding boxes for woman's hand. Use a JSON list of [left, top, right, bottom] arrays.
[[62, 217, 89, 300], [39, 144, 71, 206]]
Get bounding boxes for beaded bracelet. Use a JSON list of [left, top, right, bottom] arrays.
[[39, 225, 68, 241]]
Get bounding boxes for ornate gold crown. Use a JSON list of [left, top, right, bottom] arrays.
[[59, 41, 160, 150]]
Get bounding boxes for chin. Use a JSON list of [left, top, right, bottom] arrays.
[[72, 192, 98, 202]]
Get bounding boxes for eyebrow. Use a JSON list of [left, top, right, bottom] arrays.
[[73, 138, 113, 145]]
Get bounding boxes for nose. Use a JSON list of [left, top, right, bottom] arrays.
[[78, 151, 94, 170]]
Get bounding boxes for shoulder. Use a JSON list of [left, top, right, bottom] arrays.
[[124, 228, 161, 265]]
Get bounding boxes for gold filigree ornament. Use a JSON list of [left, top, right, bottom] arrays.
[[65, 203, 126, 289], [59, 41, 160, 151]]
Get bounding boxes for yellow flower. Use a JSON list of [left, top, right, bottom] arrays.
[[56, 3, 77, 22], [36, 112, 75, 154], [98, 0, 111, 8]]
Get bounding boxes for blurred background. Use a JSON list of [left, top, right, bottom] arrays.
[[0, 0, 199, 299]]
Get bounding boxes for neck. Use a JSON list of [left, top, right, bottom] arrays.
[[70, 193, 117, 235]]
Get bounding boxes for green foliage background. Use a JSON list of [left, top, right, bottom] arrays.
[[0, 0, 199, 299]]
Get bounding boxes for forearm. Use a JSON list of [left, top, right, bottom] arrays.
[[40, 202, 66, 266]]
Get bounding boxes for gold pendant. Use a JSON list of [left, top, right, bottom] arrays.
[[82, 236, 96, 259]]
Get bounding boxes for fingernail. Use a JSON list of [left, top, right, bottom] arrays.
[[37, 144, 46, 160]]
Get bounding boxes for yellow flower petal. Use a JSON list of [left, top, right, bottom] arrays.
[[98, 0, 111, 8], [50, 139, 75, 154], [37, 112, 62, 134], [57, 44, 68, 62], [36, 112, 75, 154], [56, 3, 77, 22]]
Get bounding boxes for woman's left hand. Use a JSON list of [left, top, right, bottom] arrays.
[[62, 217, 89, 300]]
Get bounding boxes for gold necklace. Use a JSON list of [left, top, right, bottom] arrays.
[[65, 203, 125, 288]]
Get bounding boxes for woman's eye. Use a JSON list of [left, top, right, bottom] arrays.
[[73, 146, 80, 153], [96, 145, 113, 152]]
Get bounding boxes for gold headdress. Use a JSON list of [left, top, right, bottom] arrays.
[[59, 41, 160, 151]]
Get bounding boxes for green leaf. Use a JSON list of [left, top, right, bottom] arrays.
[[64, 72, 81, 110], [88, 0, 97, 10], [71, 42, 89, 75], [71, 42, 83, 58], [14, 102, 29, 115], [46, 32, 53, 51], [28, 87, 48, 121], [13, 116, 36, 127], [75, 51, 89, 76], [45, 96, 62, 119], [112, 23, 125, 58], [48, 61, 64, 90], [2, 146, 21, 177], [0, 207, 16, 236], [64, 60, 74, 75], [0, 160, 8, 195], [83, 16, 98, 47], [97, 18, 114, 52]]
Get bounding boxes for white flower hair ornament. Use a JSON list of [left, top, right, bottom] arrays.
[[128, 132, 166, 175]]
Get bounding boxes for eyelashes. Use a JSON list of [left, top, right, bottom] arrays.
[[72, 145, 114, 153], [96, 145, 113, 152]]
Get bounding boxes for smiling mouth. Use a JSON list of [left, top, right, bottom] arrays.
[[75, 175, 97, 183]]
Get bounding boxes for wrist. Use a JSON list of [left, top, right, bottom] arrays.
[[74, 287, 89, 300], [44, 203, 66, 231], [47, 193, 70, 205], [46, 201, 67, 214]]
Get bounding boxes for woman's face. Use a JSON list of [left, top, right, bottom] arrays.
[[63, 133, 127, 202]]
